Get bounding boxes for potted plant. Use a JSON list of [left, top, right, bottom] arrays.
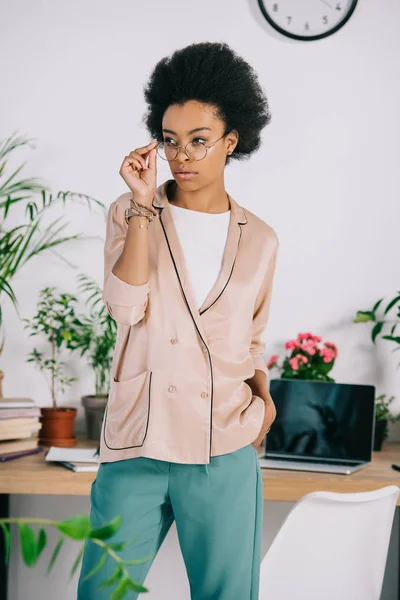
[[354, 291, 400, 362], [373, 394, 400, 451], [68, 274, 117, 440], [23, 287, 81, 447], [267, 332, 338, 382], [0, 131, 105, 398]]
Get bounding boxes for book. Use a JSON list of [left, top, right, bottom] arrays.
[[0, 408, 42, 419], [0, 447, 43, 462], [0, 398, 37, 409], [58, 461, 99, 473], [0, 437, 39, 455], [45, 447, 99, 463], [0, 417, 40, 428], [0, 422, 42, 441]]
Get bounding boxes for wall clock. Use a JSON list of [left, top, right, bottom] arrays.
[[257, 0, 358, 41]]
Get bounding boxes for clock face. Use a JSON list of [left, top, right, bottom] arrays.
[[258, 0, 358, 41]]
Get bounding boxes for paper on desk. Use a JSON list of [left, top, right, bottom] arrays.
[[45, 447, 99, 463]]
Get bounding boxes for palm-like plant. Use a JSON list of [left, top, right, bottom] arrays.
[[0, 131, 106, 395], [69, 274, 117, 396]]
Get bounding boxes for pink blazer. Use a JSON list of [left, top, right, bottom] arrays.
[[99, 179, 279, 464]]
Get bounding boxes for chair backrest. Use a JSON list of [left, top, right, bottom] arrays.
[[259, 485, 399, 600]]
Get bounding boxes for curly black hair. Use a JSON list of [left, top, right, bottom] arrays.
[[142, 42, 271, 164]]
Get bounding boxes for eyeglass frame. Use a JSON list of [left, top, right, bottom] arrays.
[[156, 133, 229, 161]]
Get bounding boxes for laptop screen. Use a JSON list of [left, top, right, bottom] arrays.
[[266, 380, 376, 463]]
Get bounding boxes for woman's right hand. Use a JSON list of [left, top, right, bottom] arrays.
[[119, 139, 158, 207]]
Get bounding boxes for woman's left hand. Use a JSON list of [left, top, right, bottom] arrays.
[[252, 399, 276, 448]]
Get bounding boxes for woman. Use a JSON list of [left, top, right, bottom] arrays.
[[78, 41, 279, 600]]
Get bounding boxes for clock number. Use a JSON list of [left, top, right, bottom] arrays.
[[323, 16, 328, 24], [286, 16, 292, 25], [273, 2, 278, 11], [336, 3, 342, 10]]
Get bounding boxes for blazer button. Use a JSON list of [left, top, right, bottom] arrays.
[[170, 338, 178, 345], [168, 386, 176, 393], [201, 392, 208, 399]]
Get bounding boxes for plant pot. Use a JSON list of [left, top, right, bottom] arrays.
[[373, 418, 388, 451], [81, 394, 108, 441], [39, 407, 77, 447]]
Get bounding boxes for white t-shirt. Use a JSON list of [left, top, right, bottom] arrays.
[[168, 202, 231, 309]]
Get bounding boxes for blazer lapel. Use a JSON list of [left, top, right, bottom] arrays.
[[152, 180, 248, 333], [198, 199, 247, 315]]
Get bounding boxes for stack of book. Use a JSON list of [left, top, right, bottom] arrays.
[[0, 398, 43, 462]]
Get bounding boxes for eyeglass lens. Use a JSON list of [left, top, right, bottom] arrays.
[[157, 141, 207, 161]]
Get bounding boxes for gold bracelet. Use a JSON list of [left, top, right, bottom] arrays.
[[125, 206, 155, 224], [128, 215, 148, 229], [130, 197, 158, 218]]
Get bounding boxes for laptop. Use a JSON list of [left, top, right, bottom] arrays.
[[258, 379, 376, 475]]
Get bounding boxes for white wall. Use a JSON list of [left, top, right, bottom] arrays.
[[2, 0, 400, 598]]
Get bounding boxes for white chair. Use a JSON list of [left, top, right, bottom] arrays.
[[259, 485, 399, 600]]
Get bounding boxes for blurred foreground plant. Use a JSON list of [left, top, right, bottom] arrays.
[[0, 513, 154, 599]]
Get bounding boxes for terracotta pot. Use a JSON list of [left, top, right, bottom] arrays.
[[39, 407, 77, 447]]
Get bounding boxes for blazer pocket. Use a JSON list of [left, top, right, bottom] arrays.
[[104, 370, 152, 449]]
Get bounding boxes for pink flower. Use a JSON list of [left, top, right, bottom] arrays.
[[285, 340, 301, 351], [297, 332, 313, 342], [311, 335, 322, 343], [325, 341, 338, 358], [267, 355, 279, 369], [320, 347, 335, 363], [302, 342, 317, 355], [298, 354, 309, 364], [289, 357, 299, 371]]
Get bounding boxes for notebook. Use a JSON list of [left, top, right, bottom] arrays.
[[45, 447, 100, 472]]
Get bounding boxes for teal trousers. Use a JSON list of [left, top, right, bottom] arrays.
[[77, 442, 263, 599]]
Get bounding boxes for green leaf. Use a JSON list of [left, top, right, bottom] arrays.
[[0, 524, 11, 564], [108, 534, 139, 552], [384, 295, 400, 315], [89, 516, 123, 540], [127, 579, 148, 593], [110, 576, 131, 600], [83, 551, 107, 581], [382, 335, 400, 344], [18, 523, 37, 567], [56, 515, 91, 540], [353, 311, 375, 323], [98, 566, 123, 589], [373, 298, 384, 313], [47, 536, 64, 575], [70, 546, 84, 578], [371, 322, 384, 343], [36, 528, 47, 561]]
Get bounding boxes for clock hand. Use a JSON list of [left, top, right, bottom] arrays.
[[319, 0, 335, 9]]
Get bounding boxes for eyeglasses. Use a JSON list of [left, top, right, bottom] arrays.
[[157, 133, 227, 161]]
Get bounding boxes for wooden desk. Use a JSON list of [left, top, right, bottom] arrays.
[[1, 440, 400, 501], [1, 442, 400, 600]]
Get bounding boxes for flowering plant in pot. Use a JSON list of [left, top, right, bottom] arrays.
[[67, 274, 117, 440], [373, 394, 400, 451], [23, 287, 81, 447], [267, 332, 338, 382]]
